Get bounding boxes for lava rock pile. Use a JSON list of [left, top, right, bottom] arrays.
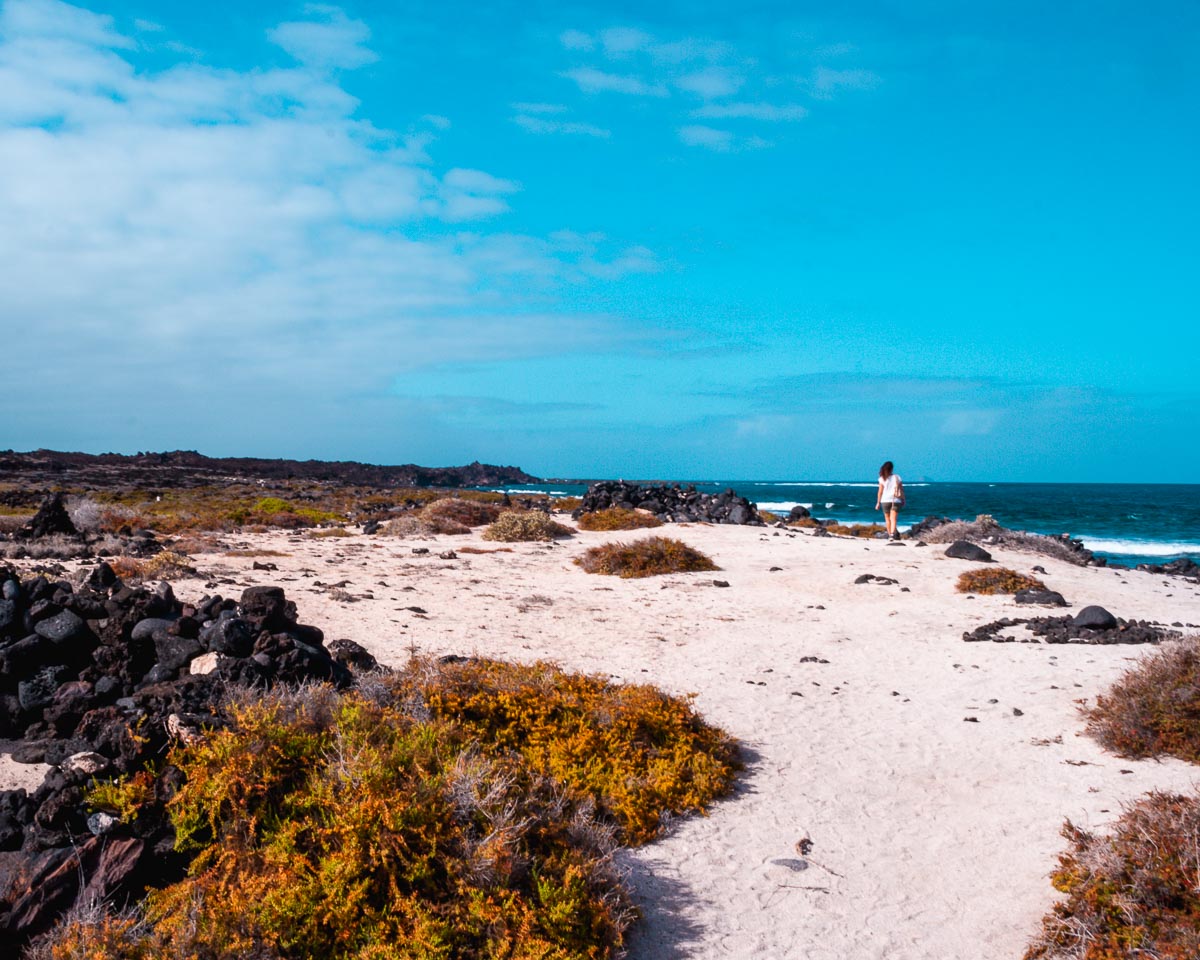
[[574, 481, 764, 525]]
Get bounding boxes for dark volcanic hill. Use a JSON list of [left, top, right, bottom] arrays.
[[0, 449, 539, 491]]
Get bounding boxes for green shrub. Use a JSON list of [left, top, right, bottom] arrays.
[[51, 658, 740, 960], [422, 498, 503, 528], [1025, 791, 1200, 960], [1084, 639, 1200, 762], [956, 568, 1047, 595], [575, 537, 718, 579], [576, 508, 663, 532], [483, 511, 573, 542]]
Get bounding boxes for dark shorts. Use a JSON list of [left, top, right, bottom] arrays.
[[881, 501, 900, 514]]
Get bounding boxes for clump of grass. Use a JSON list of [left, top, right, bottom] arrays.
[[553, 497, 583, 513], [575, 537, 718, 579], [787, 518, 886, 538], [956, 567, 1048, 595], [310, 527, 353, 538], [382, 514, 470, 537], [224, 548, 289, 558], [577, 507, 663, 532], [1024, 791, 1200, 960], [421, 498, 503, 528], [1083, 638, 1200, 763], [483, 511, 573, 542], [44, 658, 739, 960], [458, 545, 514, 554], [108, 550, 197, 582]]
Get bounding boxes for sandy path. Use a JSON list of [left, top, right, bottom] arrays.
[[7, 522, 1200, 958]]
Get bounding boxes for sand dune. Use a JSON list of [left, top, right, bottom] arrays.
[[6, 521, 1200, 958]]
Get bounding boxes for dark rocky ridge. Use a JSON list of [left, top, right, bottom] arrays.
[[574, 481, 765, 525], [0, 449, 538, 497], [0, 564, 379, 945]]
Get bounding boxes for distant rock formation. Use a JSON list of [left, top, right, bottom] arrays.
[[575, 481, 764, 525], [0, 450, 539, 491]]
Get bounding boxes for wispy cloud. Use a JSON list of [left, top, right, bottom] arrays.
[[692, 101, 809, 121], [0, 0, 656, 432], [808, 66, 881, 99], [514, 114, 610, 138], [267, 4, 378, 70], [561, 65, 668, 97], [554, 23, 877, 150]]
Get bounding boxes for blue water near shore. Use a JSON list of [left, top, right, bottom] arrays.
[[485, 480, 1200, 568]]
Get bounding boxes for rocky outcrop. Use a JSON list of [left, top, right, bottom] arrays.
[[1136, 558, 1200, 581], [574, 482, 764, 526], [18, 494, 77, 541], [0, 565, 380, 944], [945, 541, 994, 563], [963, 610, 1180, 645], [0, 449, 538, 490]]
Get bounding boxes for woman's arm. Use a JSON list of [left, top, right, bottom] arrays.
[[876, 478, 883, 508]]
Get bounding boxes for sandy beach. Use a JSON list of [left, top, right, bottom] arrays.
[[4, 520, 1200, 958]]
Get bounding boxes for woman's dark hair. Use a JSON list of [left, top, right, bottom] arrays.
[[879, 461, 894, 479]]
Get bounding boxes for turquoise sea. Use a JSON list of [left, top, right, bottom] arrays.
[[484, 481, 1200, 568]]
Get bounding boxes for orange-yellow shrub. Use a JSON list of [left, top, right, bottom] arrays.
[[575, 537, 718, 579], [576, 508, 663, 532], [956, 568, 1047, 595]]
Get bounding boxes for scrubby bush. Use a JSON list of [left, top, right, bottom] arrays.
[[40, 658, 739, 960], [108, 550, 197, 582], [577, 508, 663, 532], [576, 537, 718, 579], [1025, 791, 1200, 960], [382, 514, 470, 538], [787, 518, 887, 538], [483, 511, 573, 542], [1084, 638, 1200, 762], [922, 518, 1089, 565], [422, 498, 503, 528], [553, 497, 583, 513], [310, 527, 353, 538], [956, 568, 1047, 595]]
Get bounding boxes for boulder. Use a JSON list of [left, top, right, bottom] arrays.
[[19, 494, 78, 540], [1072, 605, 1118, 630], [945, 541, 993, 563], [788, 505, 811, 521], [1014, 589, 1068, 607]]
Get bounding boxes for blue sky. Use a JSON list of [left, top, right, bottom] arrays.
[[0, 0, 1196, 481]]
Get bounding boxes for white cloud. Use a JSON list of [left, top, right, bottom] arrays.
[[693, 101, 808, 122], [599, 26, 652, 58], [559, 28, 593, 51], [0, 0, 655, 417], [511, 101, 567, 114], [513, 114, 610, 138], [809, 66, 880, 98], [267, 5, 377, 70], [677, 124, 733, 151], [674, 66, 744, 99], [562, 65, 668, 97]]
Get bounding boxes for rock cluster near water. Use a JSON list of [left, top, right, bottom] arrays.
[[908, 516, 1101, 566], [575, 482, 764, 525], [0, 565, 377, 943], [962, 604, 1182, 645], [1136, 558, 1200, 582]]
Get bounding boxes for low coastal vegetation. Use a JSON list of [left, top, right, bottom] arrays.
[[483, 511, 574, 542], [1025, 792, 1200, 960], [576, 507, 663, 532], [34, 657, 739, 960], [1026, 637, 1200, 957], [1083, 638, 1200, 762], [576, 537, 718, 578], [955, 568, 1047, 595], [789, 517, 888, 538]]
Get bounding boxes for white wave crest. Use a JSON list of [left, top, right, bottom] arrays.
[[1079, 536, 1200, 558]]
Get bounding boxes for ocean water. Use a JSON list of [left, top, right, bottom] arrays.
[[486, 480, 1200, 568]]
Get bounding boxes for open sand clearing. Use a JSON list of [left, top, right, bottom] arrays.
[[7, 522, 1200, 958]]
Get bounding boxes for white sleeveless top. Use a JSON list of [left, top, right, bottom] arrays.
[[880, 474, 901, 501]]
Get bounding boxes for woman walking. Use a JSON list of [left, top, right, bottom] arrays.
[[875, 461, 905, 540]]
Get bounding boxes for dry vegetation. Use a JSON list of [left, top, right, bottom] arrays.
[[922, 516, 1089, 565], [1024, 792, 1200, 960], [483, 511, 574, 543], [789, 518, 888, 538], [576, 507, 663, 532], [1023, 638, 1200, 957], [33, 657, 739, 960], [955, 568, 1048, 595], [106, 550, 198, 583], [575, 537, 718, 579], [1084, 638, 1200, 763]]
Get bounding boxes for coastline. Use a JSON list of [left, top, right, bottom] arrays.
[[4, 519, 1199, 957]]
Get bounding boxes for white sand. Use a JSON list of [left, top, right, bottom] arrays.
[[6, 522, 1200, 958]]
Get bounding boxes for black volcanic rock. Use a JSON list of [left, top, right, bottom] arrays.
[[945, 541, 993, 563], [0, 449, 539, 490], [19, 494, 77, 540], [1072, 605, 1118, 630], [575, 481, 764, 525]]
